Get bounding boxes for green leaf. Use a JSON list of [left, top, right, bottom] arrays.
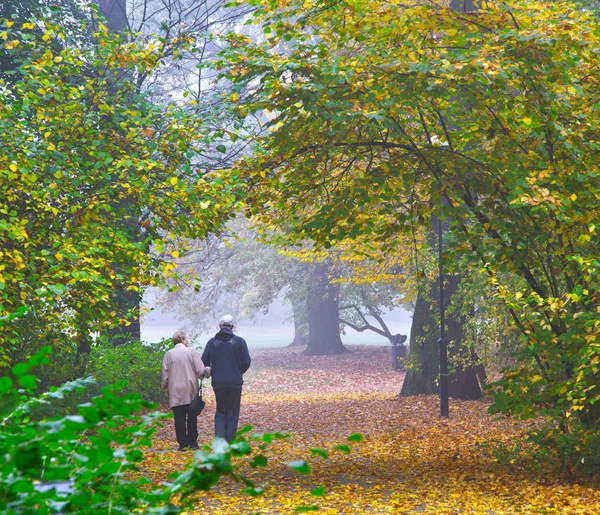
[[18, 374, 37, 390], [310, 486, 325, 496], [216, 144, 227, 153], [9, 479, 34, 493], [211, 437, 229, 454], [250, 454, 268, 467], [230, 440, 251, 455], [12, 362, 30, 377], [0, 376, 13, 395], [347, 433, 363, 442], [288, 459, 310, 475], [310, 448, 328, 460], [237, 424, 252, 434], [242, 487, 264, 496], [333, 445, 351, 453]]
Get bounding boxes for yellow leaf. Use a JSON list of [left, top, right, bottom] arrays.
[[570, 193, 577, 201], [55, 252, 63, 261], [9, 163, 17, 172], [170, 177, 178, 186]]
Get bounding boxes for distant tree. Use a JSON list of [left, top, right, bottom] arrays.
[[155, 219, 408, 355]]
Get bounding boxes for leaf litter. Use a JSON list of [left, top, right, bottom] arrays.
[[140, 346, 600, 514]]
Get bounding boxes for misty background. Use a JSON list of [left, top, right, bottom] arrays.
[[141, 292, 413, 350]]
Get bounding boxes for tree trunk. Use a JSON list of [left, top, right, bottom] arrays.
[[400, 290, 439, 396], [400, 274, 483, 400], [304, 262, 346, 355], [97, 0, 128, 32], [289, 288, 308, 347], [444, 275, 483, 400]]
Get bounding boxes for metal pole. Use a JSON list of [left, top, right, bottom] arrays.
[[438, 217, 449, 417]]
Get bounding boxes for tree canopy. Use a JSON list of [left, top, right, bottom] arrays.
[[0, 7, 239, 363], [215, 0, 600, 429]]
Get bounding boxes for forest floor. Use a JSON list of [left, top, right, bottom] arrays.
[[140, 345, 600, 514]]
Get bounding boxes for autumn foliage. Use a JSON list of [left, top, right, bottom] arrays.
[[141, 346, 600, 514], [215, 0, 600, 468], [0, 8, 237, 365], [4, 0, 600, 511]]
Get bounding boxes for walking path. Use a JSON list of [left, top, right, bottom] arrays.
[[141, 346, 600, 514]]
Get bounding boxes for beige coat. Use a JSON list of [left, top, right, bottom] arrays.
[[161, 344, 205, 408]]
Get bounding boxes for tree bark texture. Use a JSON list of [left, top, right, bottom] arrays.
[[400, 274, 483, 400], [304, 262, 346, 355]]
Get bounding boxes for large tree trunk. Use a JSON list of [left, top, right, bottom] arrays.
[[400, 274, 483, 400], [289, 287, 308, 347], [400, 290, 438, 395], [444, 275, 483, 400], [304, 262, 346, 355]]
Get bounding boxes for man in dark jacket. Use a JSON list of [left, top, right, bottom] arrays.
[[202, 315, 251, 443]]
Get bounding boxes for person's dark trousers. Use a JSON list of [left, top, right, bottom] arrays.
[[172, 404, 198, 449], [213, 387, 242, 443]]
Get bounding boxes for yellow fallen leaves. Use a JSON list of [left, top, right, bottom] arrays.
[[139, 346, 600, 514]]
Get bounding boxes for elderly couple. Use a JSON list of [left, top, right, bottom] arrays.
[[161, 315, 251, 451]]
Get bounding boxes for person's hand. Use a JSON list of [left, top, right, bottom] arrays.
[[203, 366, 211, 379]]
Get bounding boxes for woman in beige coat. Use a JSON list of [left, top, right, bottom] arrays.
[[161, 331, 205, 451]]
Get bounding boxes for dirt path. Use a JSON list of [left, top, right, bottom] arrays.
[[142, 346, 600, 515]]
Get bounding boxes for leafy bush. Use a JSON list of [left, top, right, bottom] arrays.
[[1, 343, 352, 514], [0, 348, 279, 514], [527, 424, 600, 479], [479, 422, 600, 481], [1, 348, 171, 514], [87, 340, 172, 405]]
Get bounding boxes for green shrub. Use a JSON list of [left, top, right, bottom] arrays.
[[87, 340, 172, 405], [0, 347, 288, 514], [527, 423, 600, 479]]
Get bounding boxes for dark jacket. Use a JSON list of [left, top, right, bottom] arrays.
[[201, 328, 251, 388]]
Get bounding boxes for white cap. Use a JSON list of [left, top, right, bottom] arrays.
[[219, 314, 235, 328]]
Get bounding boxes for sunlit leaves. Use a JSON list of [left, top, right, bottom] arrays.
[[288, 459, 311, 474]]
